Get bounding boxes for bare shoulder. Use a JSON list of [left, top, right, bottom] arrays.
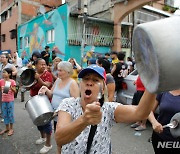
[[70, 79, 79, 87]]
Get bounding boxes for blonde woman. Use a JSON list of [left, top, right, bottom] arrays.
[[39, 61, 80, 130]]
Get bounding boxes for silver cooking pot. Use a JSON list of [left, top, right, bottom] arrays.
[[170, 112, 180, 138], [25, 95, 54, 126], [17, 67, 36, 87], [133, 16, 180, 93], [3, 81, 11, 94]]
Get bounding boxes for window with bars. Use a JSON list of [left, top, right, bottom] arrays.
[[46, 29, 55, 43], [68, 17, 114, 47]]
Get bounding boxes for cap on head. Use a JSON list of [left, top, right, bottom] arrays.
[[78, 64, 106, 80]]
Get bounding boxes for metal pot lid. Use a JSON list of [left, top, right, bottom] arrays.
[[20, 69, 35, 86], [3, 81, 11, 94], [170, 112, 180, 138], [33, 112, 54, 126]]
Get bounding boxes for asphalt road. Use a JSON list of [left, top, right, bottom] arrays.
[[0, 91, 154, 154]]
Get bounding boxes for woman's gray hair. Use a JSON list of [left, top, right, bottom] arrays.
[[57, 61, 73, 75]]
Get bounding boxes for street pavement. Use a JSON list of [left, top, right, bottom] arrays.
[[0, 91, 154, 154]]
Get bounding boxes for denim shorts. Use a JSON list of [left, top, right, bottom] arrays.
[[37, 122, 52, 134]]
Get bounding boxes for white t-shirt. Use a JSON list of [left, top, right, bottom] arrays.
[[126, 61, 133, 70], [57, 97, 120, 154]]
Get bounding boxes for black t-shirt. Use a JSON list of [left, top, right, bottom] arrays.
[[41, 51, 50, 65], [112, 62, 127, 91], [112, 62, 128, 80], [156, 92, 180, 141]]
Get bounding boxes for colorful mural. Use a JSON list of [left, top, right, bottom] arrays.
[[18, 4, 68, 60], [18, 3, 111, 66]]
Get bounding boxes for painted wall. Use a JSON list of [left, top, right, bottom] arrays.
[[68, 45, 110, 67], [18, 3, 111, 65], [18, 4, 68, 61]]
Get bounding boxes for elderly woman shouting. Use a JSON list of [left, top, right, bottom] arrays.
[[55, 65, 156, 154], [38, 61, 80, 131]]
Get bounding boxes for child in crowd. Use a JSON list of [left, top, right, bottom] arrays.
[[0, 68, 16, 136]]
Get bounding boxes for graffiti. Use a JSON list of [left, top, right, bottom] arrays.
[[29, 23, 45, 54], [18, 4, 110, 63]]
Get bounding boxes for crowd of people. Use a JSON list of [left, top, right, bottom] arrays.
[[0, 47, 179, 154]]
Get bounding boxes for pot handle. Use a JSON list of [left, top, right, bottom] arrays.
[[52, 110, 58, 118], [47, 109, 59, 122]]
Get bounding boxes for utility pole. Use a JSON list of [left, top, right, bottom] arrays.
[[80, 0, 88, 67]]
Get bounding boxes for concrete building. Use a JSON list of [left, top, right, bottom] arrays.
[[0, 0, 62, 53], [0, 0, 176, 57], [66, 0, 173, 56]]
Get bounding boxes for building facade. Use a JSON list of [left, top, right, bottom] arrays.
[[0, 0, 62, 53], [65, 0, 174, 56], [18, 3, 113, 66]]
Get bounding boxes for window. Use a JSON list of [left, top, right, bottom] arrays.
[[8, 8, 12, 18], [20, 37, 23, 49], [47, 29, 55, 43], [1, 11, 7, 22], [1, 7, 12, 22], [1, 34, 6, 42], [24, 36, 29, 47], [10, 29, 17, 39]]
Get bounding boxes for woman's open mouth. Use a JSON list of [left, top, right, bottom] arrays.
[[85, 89, 92, 98]]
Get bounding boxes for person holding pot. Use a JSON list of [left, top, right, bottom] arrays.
[[0, 53, 17, 122], [0, 68, 16, 136], [55, 64, 156, 154], [38, 61, 80, 131], [148, 89, 180, 154], [29, 58, 53, 154]]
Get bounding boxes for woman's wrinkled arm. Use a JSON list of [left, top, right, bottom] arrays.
[[114, 90, 156, 123], [148, 100, 163, 133], [55, 102, 102, 147], [55, 111, 87, 147]]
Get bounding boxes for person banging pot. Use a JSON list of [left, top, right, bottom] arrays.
[[55, 65, 156, 154]]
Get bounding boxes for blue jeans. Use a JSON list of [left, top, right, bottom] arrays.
[[2, 101, 15, 124]]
